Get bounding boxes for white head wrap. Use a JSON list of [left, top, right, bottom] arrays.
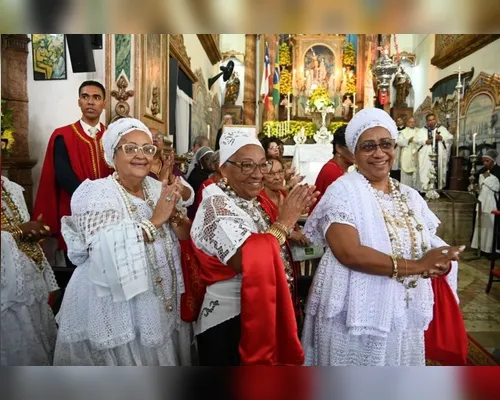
[[345, 108, 398, 153], [483, 148, 498, 163], [102, 117, 152, 168], [219, 129, 263, 166]]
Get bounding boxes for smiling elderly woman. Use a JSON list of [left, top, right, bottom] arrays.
[[53, 118, 195, 366], [190, 130, 319, 366], [302, 108, 464, 366]]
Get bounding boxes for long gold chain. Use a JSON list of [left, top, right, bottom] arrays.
[[1, 185, 46, 271]]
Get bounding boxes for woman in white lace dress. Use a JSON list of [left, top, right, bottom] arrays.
[[54, 118, 195, 366], [191, 129, 318, 366], [302, 108, 464, 366], [1, 176, 59, 365]]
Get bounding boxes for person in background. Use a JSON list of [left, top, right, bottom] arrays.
[[311, 125, 354, 213], [302, 108, 463, 366], [397, 116, 420, 190], [33, 80, 113, 260], [53, 118, 194, 366], [1, 176, 59, 365], [215, 114, 233, 151], [261, 136, 283, 160], [390, 116, 405, 181], [187, 147, 214, 219], [471, 149, 500, 255], [185, 136, 210, 179], [192, 150, 223, 217]]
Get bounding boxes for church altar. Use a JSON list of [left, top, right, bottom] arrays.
[[289, 143, 333, 185]]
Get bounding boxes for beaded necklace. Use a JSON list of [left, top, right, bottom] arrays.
[[369, 177, 429, 308], [111, 173, 177, 313], [217, 179, 295, 290], [1, 184, 45, 272]]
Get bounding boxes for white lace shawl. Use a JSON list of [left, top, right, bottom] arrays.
[[304, 171, 458, 336], [1, 177, 59, 311], [61, 175, 190, 302], [191, 184, 262, 264]]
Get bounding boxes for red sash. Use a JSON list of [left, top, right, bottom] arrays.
[[33, 121, 112, 250], [424, 268, 468, 365]]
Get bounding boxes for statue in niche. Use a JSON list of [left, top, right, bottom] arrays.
[[393, 66, 412, 107], [224, 71, 240, 105]]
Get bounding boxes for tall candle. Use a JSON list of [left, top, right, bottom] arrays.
[[267, 124, 271, 137], [207, 124, 210, 139], [473, 132, 478, 154], [432, 130, 436, 151]]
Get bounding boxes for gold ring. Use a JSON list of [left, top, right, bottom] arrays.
[[44, 225, 51, 232]]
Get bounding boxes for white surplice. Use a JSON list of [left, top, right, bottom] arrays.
[[397, 127, 420, 190], [301, 171, 458, 366], [472, 172, 500, 253], [54, 175, 194, 366], [414, 126, 453, 190], [1, 177, 59, 366]]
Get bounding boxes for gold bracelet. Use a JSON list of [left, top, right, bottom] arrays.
[[266, 225, 286, 246], [390, 254, 398, 279], [273, 221, 292, 237]]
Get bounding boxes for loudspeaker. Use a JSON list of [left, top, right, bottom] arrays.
[[66, 34, 96, 73], [91, 34, 103, 49]]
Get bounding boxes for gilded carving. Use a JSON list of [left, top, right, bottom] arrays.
[[169, 34, 197, 83], [110, 75, 135, 119]]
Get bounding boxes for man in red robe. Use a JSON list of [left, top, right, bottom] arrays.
[[33, 80, 113, 259]]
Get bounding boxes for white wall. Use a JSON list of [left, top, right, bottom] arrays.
[[220, 34, 246, 54], [27, 35, 106, 201], [183, 34, 219, 92]]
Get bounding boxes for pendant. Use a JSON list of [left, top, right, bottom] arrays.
[[404, 290, 411, 309], [155, 276, 163, 284], [130, 205, 137, 212], [147, 199, 154, 208]]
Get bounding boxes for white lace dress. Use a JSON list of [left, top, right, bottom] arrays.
[[302, 171, 458, 366], [54, 176, 194, 366], [1, 177, 59, 366]]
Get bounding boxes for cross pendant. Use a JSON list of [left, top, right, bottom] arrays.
[[404, 291, 411, 309]]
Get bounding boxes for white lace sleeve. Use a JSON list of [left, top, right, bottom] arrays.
[[62, 178, 150, 301], [408, 188, 459, 301], [191, 193, 256, 265], [178, 176, 194, 207], [304, 179, 356, 246]]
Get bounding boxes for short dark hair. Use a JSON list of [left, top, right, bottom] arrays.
[[426, 113, 436, 120], [260, 136, 283, 154], [79, 80, 106, 99], [193, 135, 209, 147], [332, 125, 347, 155]]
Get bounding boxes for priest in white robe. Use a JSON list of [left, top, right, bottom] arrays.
[[472, 149, 500, 254], [397, 116, 420, 190], [415, 113, 453, 191]]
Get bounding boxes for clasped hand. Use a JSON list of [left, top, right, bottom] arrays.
[[418, 245, 465, 277]]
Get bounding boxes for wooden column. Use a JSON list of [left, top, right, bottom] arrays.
[[1, 34, 37, 211], [243, 34, 257, 125]]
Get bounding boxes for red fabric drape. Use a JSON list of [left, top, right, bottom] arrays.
[[239, 234, 304, 366], [310, 159, 345, 214], [33, 122, 112, 250], [424, 269, 468, 365]]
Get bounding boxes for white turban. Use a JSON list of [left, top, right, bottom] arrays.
[[345, 108, 398, 153], [102, 117, 152, 168], [219, 129, 263, 166]]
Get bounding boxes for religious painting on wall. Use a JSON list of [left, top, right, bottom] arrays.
[[460, 94, 496, 152], [142, 34, 167, 123], [31, 34, 67, 81]]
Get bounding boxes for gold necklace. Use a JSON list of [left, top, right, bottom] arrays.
[[1, 185, 46, 272]]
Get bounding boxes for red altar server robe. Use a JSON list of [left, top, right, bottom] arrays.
[[33, 121, 113, 250]]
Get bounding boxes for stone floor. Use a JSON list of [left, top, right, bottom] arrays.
[[458, 250, 500, 361]]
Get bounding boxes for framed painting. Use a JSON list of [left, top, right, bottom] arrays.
[[221, 105, 243, 124], [31, 34, 67, 80], [141, 34, 168, 123]]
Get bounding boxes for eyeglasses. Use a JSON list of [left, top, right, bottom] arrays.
[[267, 169, 285, 178], [357, 139, 396, 154], [117, 143, 157, 157], [226, 160, 273, 175]]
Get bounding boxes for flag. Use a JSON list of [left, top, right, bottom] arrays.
[[272, 42, 280, 105], [260, 42, 271, 110]]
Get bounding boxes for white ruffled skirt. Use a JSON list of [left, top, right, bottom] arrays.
[[54, 264, 193, 366]]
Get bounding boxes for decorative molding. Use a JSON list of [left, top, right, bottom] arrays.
[[197, 34, 222, 65], [431, 34, 500, 69], [462, 71, 500, 114], [1, 34, 30, 52], [221, 49, 245, 63], [169, 34, 198, 83], [110, 75, 135, 119], [392, 51, 416, 66]]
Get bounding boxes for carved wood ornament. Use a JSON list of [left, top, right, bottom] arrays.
[[169, 34, 197, 83], [197, 34, 222, 65]]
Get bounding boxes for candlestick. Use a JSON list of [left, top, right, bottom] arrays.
[[432, 130, 436, 151], [454, 65, 464, 157], [473, 132, 478, 154], [267, 124, 271, 137]]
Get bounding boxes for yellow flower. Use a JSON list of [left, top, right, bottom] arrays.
[[1, 128, 15, 150]]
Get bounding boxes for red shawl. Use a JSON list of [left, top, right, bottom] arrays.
[[182, 235, 304, 366], [311, 159, 345, 214], [33, 121, 113, 250]]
